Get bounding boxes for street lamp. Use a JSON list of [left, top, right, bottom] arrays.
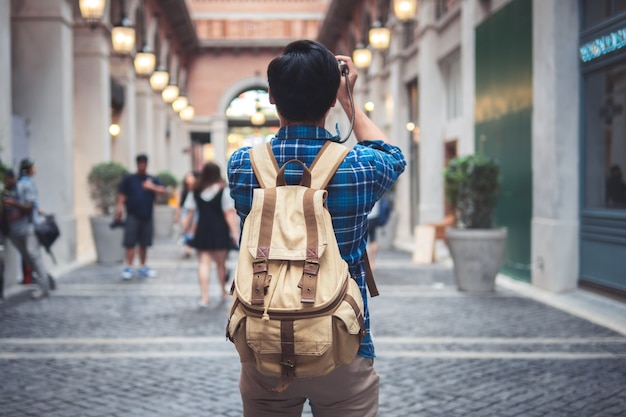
[[111, 17, 135, 54], [250, 97, 266, 126], [162, 84, 179, 103], [134, 45, 156, 77], [79, 0, 107, 24], [179, 105, 195, 121], [150, 67, 169, 92], [369, 21, 391, 50], [172, 95, 189, 113], [393, 0, 418, 21], [352, 44, 372, 69]]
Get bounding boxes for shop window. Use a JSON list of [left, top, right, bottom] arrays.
[[584, 60, 626, 210], [442, 51, 462, 120], [583, 0, 626, 29]]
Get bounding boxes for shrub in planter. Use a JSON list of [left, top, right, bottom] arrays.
[[87, 162, 128, 215], [443, 154, 505, 292], [87, 161, 128, 264], [444, 154, 500, 229]]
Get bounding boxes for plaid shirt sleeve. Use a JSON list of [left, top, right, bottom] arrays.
[[228, 135, 406, 358]]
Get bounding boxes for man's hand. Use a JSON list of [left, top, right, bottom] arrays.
[[142, 178, 166, 194]]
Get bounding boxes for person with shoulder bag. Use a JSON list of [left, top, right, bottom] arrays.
[[2, 162, 53, 300]]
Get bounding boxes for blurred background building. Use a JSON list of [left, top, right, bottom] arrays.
[[1, 0, 624, 299]]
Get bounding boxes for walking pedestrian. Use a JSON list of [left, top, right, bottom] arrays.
[[184, 162, 239, 306], [174, 171, 198, 258], [114, 154, 166, 280], [2, 162, 52, 300], [227, 40, 406, 417]]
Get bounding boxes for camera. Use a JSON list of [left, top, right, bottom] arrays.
[[338, 60, 348, 76]]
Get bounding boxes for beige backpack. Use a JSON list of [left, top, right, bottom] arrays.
[[226, 141, 367, 392]]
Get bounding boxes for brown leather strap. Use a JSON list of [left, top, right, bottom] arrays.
[[344, 293, 365, 331], [251, 260, 268, 306], [272, 319, 296, 393], [299, 189, 319, 303], [364, 251, 379, 297]]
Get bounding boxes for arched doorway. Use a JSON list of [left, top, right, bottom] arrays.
[[225, 88, 279, 159]]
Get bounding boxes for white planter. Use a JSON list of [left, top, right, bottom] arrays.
[[446, 227, 508, 292], [154, 205, 176, 239], [90, 216, 124, 264]]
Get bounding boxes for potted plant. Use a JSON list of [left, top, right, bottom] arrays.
[[444, 154, 507, 292], [153, 171, 178, 238], [87, 161, 128, 264]]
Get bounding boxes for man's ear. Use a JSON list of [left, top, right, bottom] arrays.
[[269, 88, 276, 104]]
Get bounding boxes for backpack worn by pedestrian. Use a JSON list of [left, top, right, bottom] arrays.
[[227, 141, 367, 393]]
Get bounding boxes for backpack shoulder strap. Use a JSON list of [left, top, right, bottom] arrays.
[[249, 142, 280, 188], [309, 141, 350, 189]]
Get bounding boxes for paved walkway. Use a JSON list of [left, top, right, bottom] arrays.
[[1, 239, 625, 416]]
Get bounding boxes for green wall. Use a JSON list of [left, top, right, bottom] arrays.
[[475, 0, 533, 281]]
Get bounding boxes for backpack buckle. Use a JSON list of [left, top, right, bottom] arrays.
[[303, 259, 319, 276]]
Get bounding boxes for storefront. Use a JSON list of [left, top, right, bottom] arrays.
[[579, 0, 626, 293]]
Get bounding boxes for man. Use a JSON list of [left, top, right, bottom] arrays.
[[3, 162, 51, 300], [228, 40, 406, 417], [114, 154, 165, 279]]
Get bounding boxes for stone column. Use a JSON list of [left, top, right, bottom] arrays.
[[210, 114, 228, 172], [135, 78, 154, 158], [110, 55, 137, 169], [152, 98, 167, 173], [388, 21, 413, 247], [417, 0, 445, 223], [171, 116, 191, 179], [11, 0, 76, 265], [73, 23, 112, 261], [0, 0, 12, 162], [531, 0, 580, 292]]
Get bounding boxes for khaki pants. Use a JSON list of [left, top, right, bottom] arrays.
[[240, 357, 380, 417]]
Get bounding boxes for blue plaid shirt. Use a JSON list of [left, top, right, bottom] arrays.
[[228, 125, 406, 358]]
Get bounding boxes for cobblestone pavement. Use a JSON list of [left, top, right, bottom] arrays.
[[1, 239, 625, 417]]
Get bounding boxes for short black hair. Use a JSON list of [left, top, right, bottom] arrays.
[[136, 154, 148, 163], [267, 40, 341, 123], [19, 158, 34, 175], [4, 168, 15, 178]]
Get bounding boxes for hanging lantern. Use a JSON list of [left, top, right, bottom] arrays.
[[150, 68, 169, 92], [251, 98, 266, 126], [162, 84, 179, 103], [134, 46, 156, 77], [369, 21, 391, 50], [179, 106, 195, 121], [393, 0, 418, 22], [172, 96, 189, 113], [111, 17, 135, 54], [79, 0, 107, 24], [352, 45, 372, 69]]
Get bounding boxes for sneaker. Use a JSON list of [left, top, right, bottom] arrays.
[[121, 267, 134, 280], [31, 289, 49, 300], [137, 266, 157, 278]]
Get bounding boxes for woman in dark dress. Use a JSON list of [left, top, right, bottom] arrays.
[[184, 162, 239, 306]]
